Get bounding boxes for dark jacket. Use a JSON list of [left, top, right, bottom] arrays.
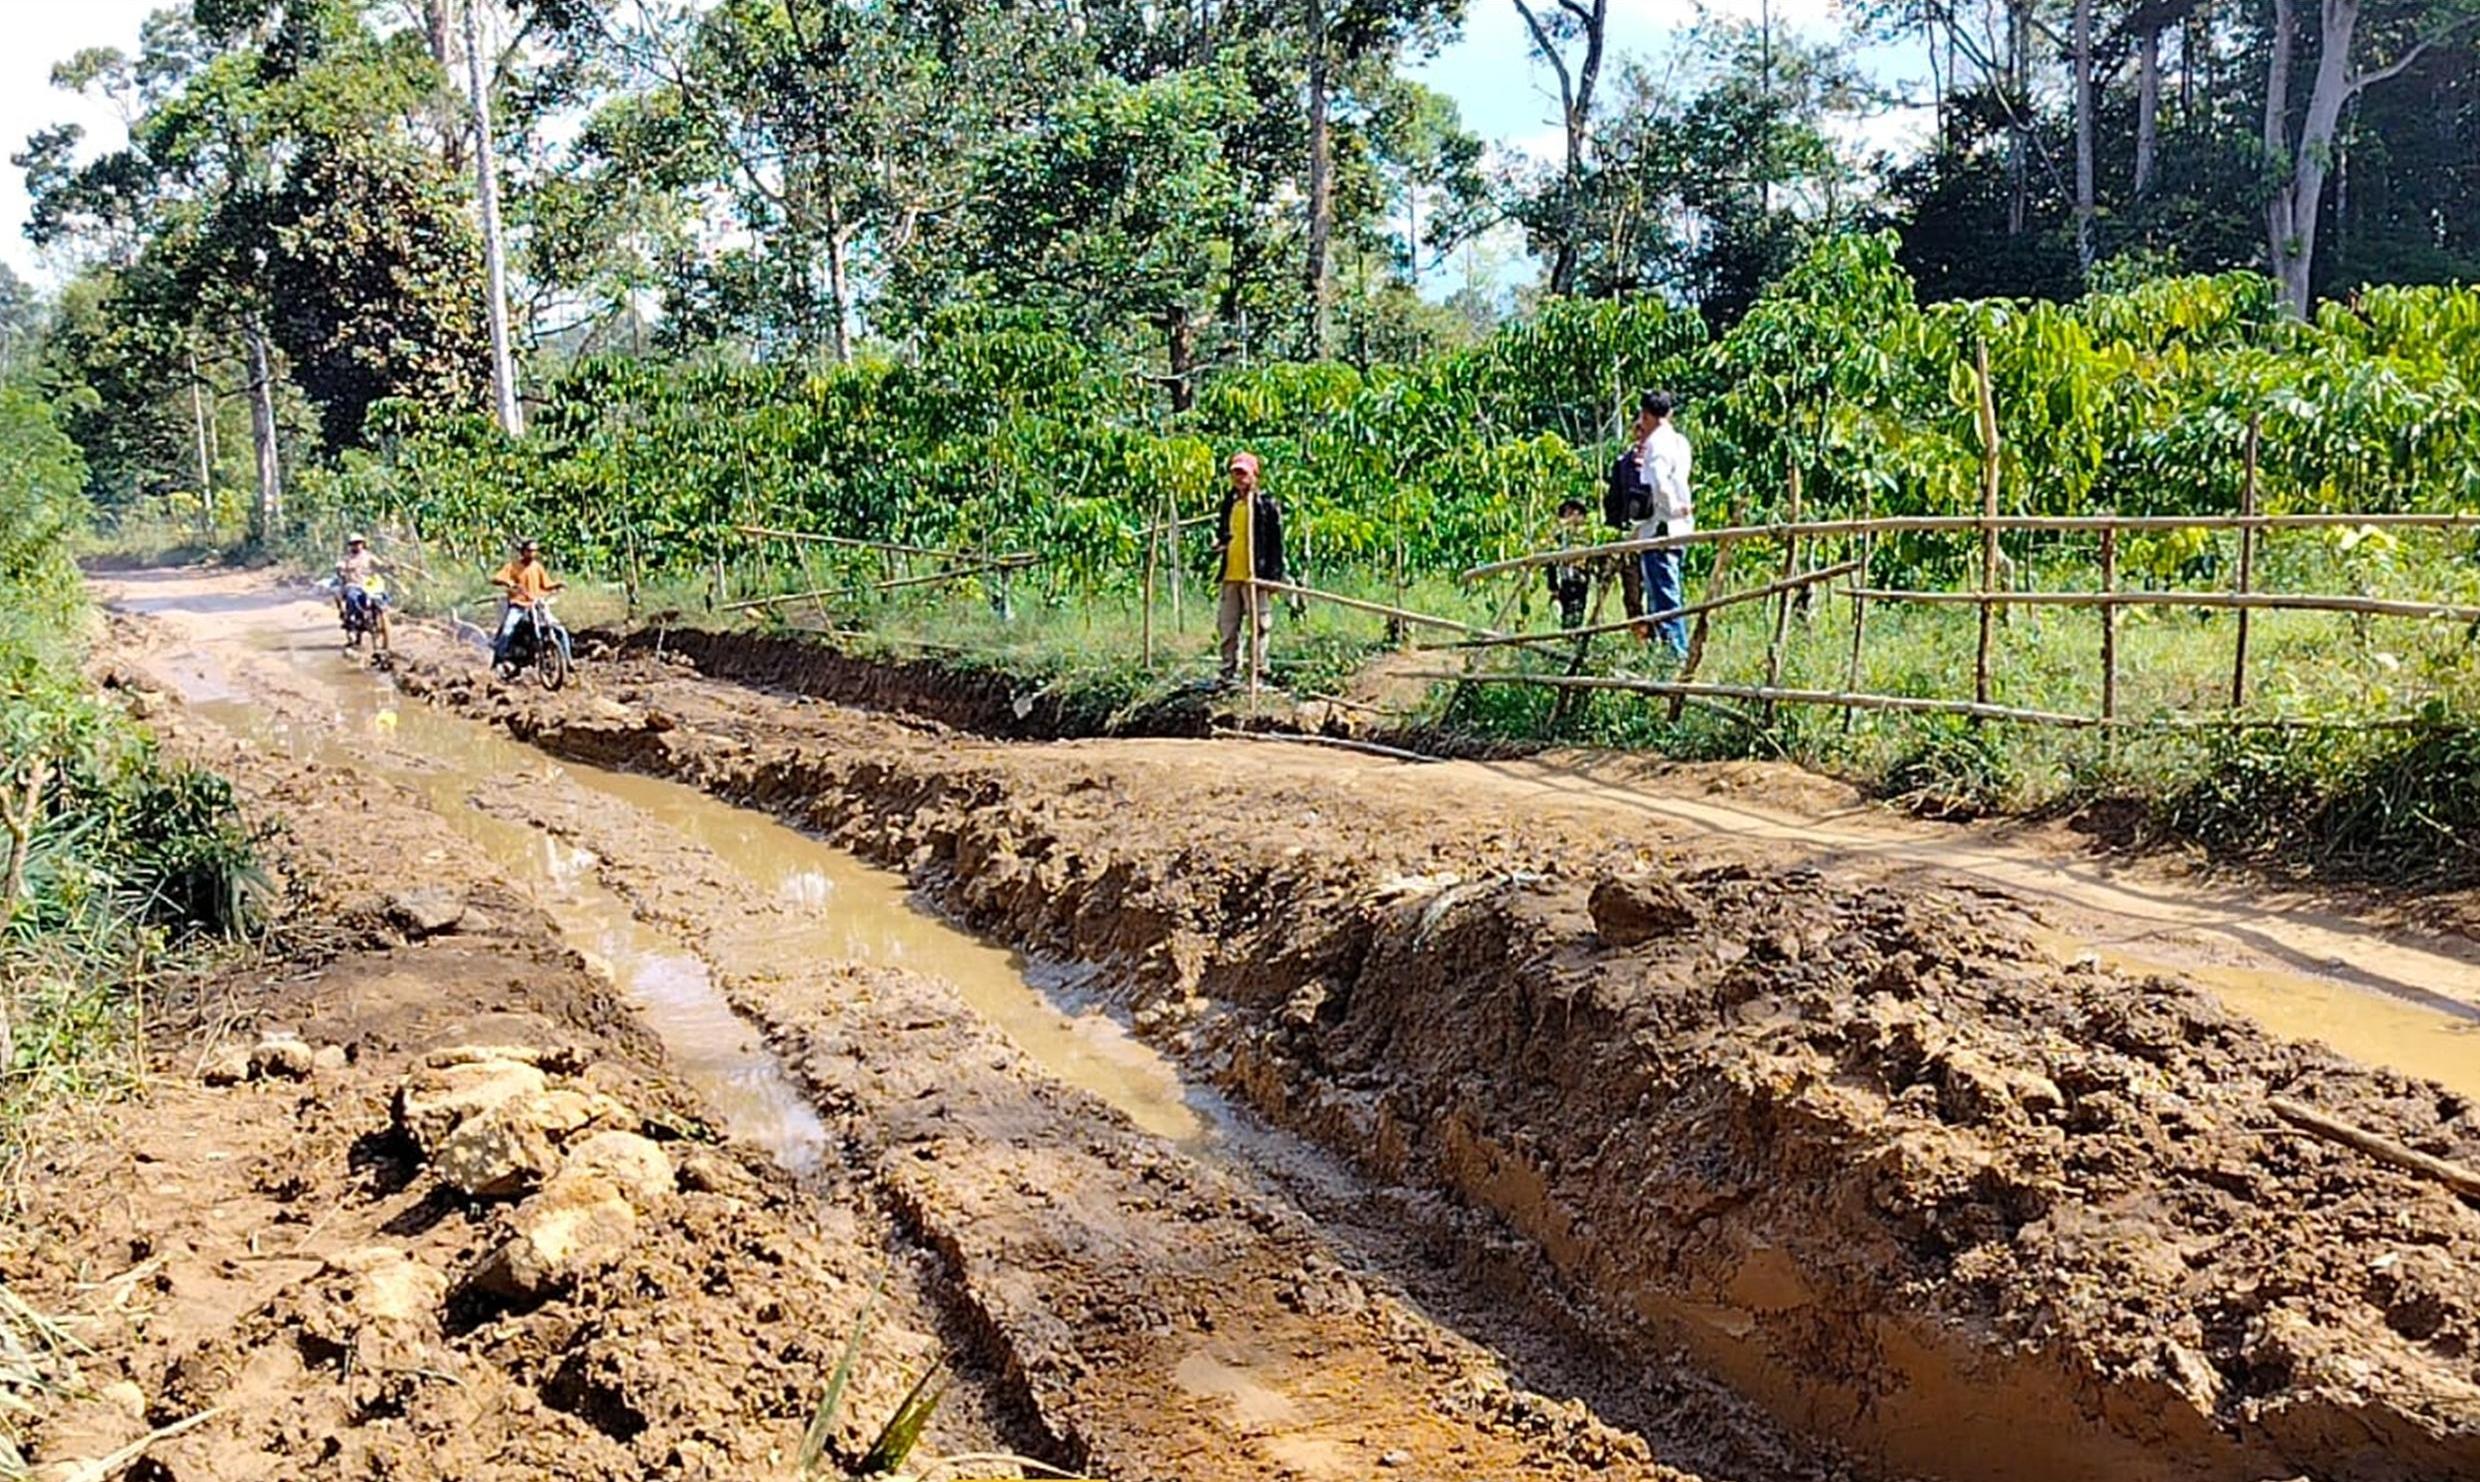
[[1603, 449, 1653, 531], [1213, 489, 1286, 584]]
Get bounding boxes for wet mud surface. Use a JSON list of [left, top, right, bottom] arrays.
[[398, 608, 2480, 1482], [37, 568, 2480, 1482]]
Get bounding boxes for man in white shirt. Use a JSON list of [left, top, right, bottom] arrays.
[[1632, 391, 1693, 659]]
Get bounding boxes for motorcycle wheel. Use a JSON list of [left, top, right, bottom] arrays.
[[537, 638, 571, 691]]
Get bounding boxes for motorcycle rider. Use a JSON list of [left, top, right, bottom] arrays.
[[490, 538, 566, 669], [335, 534, 392, 655]]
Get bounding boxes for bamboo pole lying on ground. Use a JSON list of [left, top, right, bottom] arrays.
[[2268, 1096, 2480, 1202], [1209, 727, 1441, 764], [1391, 669, 2100, 728], [1463, 511, 2480, 580], [1391, 670, 2445, 733], [1420, 561, 1860, 654], [1841, 588, 2480, 621]]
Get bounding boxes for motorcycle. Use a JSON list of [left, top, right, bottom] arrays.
[[328, 574, 390, 660], [492, 598, 574, 691]]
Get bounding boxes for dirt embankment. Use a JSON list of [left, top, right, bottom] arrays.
[[10, 675, 1043, 1480], [404, 635, 2480, 1482], [598, 626, 1212, 740]]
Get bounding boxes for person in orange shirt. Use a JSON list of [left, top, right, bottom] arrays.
[[489, 538, 565, 667]]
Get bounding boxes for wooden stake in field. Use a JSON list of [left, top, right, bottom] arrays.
[[1843, 479, 1872, 733], [1762, 464, 1803, 726], [2099, 522, 2120, 744], [1973, 339, 2002, 712], [1670, 496, 1747, 723], [1142, 504, 1160, 670], [2232, 412, 2261, 709]]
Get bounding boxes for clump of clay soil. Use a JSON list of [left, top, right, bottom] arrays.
[[14, 1026, 1005, 1482]]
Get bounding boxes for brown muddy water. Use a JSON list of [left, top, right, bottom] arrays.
[[152, 610, 1214, 1174]]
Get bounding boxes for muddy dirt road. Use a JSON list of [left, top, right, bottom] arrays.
[[39, 565, 2480, 1482]]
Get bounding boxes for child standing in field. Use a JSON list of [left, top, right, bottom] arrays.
[[1545, 499, 1593, 629]]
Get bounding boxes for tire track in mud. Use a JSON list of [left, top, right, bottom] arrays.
[[392, 633, 2480, 1482]]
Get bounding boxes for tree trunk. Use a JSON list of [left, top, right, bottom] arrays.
[[1162, 308, 1198, 415], [824, 187, 854, 366], [1303, 0, 1333, 354], [2006, 0, 2031, 235], [2267, 0, 2357, 316], [1512, 0, 1608, 296], [464, 0, 523, 433], [2134, 26, 2162, 198], [2263, 0, 2298, 299], [188, 346, 216, 539], [422, 0, 455, 71], [2073, 0, 2096, 272], [245, 323, 282, 547]]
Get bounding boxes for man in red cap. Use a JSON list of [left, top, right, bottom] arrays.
[[1213, 450, 1285, 685]]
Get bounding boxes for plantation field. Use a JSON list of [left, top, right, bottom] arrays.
[[209, 237, 2480, 875]]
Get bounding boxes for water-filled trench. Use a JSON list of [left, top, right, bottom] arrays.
[[135, 591, 1217, 1177]]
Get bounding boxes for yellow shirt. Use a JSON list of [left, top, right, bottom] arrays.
[[1223, 498, 1253, 584], [494, 559, 554, 607]]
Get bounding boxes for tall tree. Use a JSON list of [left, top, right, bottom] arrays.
[[2261, 0, 2479, 314], [1510, 0, 1611, 295]]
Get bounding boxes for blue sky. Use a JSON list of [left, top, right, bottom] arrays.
[[1, 1, 1929, 286]]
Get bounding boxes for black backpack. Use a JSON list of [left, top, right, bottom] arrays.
[[1603, 449, 1653, 530]]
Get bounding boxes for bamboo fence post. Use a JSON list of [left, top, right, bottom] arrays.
[[623, 524, 642, 623], [1559, 565, 1617, 725], [1670, 497, 1747, 723], [1762, 465, 1803, 726], [2100, 522, 2120, 747], [1843, 488, 1872, 733], [1973, 339, 2001, 712], [1142, 508, 1160, 671], [2233, 413, 2260, 709], [1168, 491, 1185, 633]]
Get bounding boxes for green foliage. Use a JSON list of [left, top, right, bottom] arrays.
[[2160, 719, 2480, 882], [0, 378, 258, 1151]]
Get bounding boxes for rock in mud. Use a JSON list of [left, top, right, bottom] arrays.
[[470, 1172, 641, 1299], [386, 885, 469, 938], [200, 1045, 252, 1086], [560, 1130, 674, 1206], [312, 1043, 350, 1075], [325, 1245, 449, 1325], [434, 1088, 632, 1198], [1588, 872, 1701, 946], [249, 1033, 318, 1081], [395, 1058, 550, 1153], [420, 1042, 584, 1073], [1933, 1045, 2065, 1124]]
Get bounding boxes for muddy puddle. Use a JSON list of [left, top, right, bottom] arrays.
[[160, 611, 1211, 1166], [2029, 928, 2480, 1100]]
